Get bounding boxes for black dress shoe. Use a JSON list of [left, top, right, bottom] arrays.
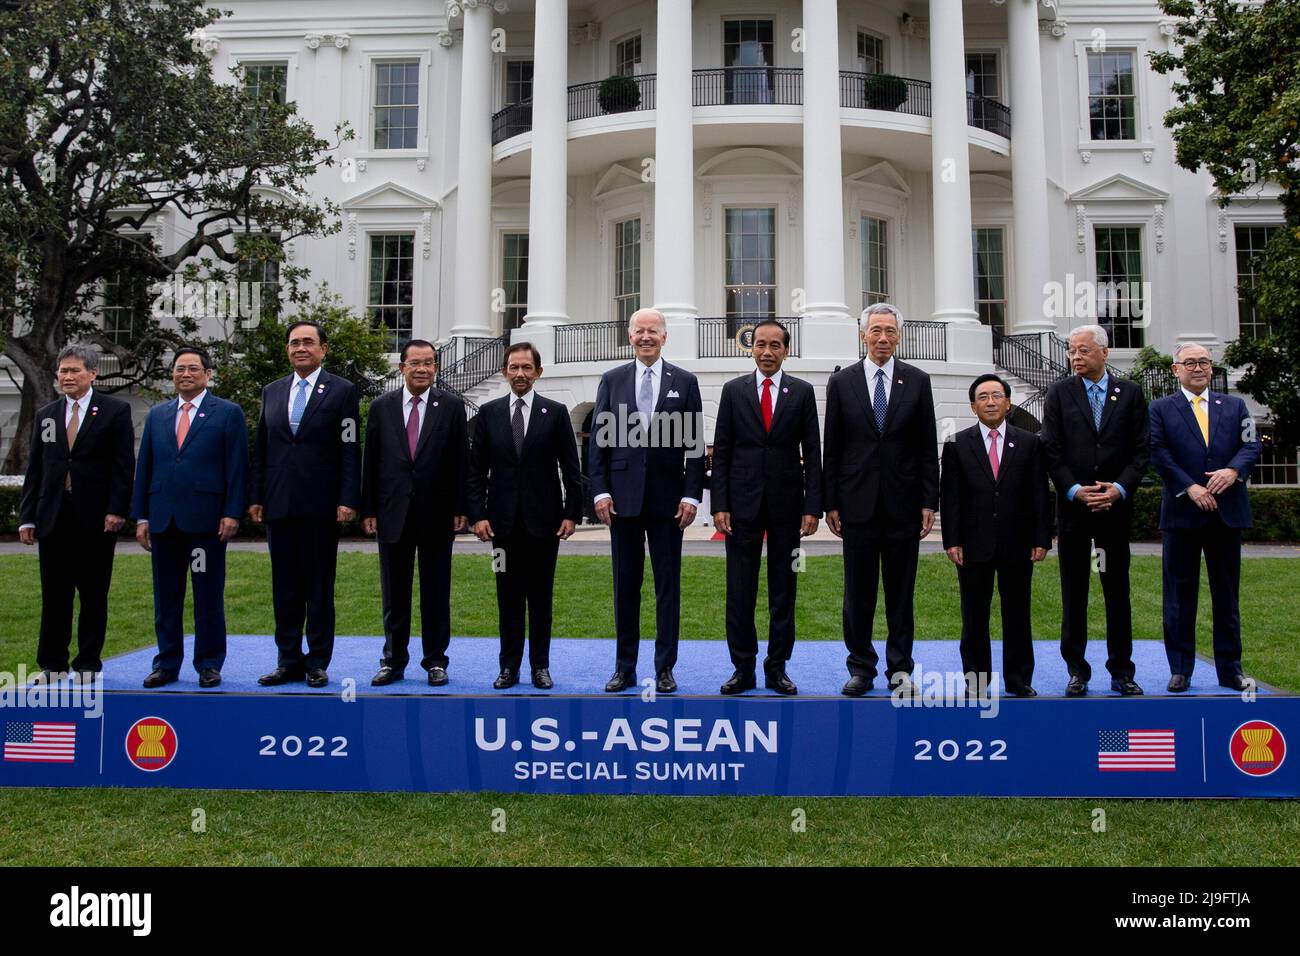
[[198, 669, 221, 688], [1065, 675, 1088, 697], [371, 665, 403, 686], [604, 671, 635, 693], [305, 668, 329, 688], [258, 666, 305, 686], [532, 668, 553, 690], [1006, 684, 1038, 698], [656, 669, 677, 694], [841, 675, 872, 697], [493, 668, 519, 690], [1219, 673, 1253, 692], [142, 669, 177, 689], [720, 670, 756, 695], [764, 669, 798, 696], [427, 666, 449, 687], [1111, 677, 1144, 696], [1167, 673, 1190, 693]]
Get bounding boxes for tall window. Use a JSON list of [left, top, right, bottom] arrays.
[[236, 233, 283, 332], [1252, 429, 1299, 486], [504, 60, 534, 106], [100, 235, 155, 345], [724, 207, 776, 330], [1087, 51, 1136, 141], [966, 52, 1000, 129], [1094, 225, 1144, 348], [374, 61, 420, 149], [724, 19, 775, 105], [856, 32, 884, 75], [502, 232, 529, 331], [860, 215, 890, 308], [615, 35, 642, 77], [613, 218, 641, 325], [367, 234, 414, 352], [1235, 224, 1280, 341], [243, 62, 288, 127], [972, 226, 1006, 332]]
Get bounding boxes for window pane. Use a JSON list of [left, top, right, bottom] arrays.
[[367, 233, 415, 351]]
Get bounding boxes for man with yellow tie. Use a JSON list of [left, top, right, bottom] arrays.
[[1149, 343, 1261, 693]]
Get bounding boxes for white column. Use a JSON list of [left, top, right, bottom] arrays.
[[450, 1, 495, 337], [1007, 0, 1053, 333], [652, 0, 697, 360]]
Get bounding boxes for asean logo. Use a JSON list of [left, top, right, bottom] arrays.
[[1228, 720, 1286, 777], [125, 716, 178, 772]]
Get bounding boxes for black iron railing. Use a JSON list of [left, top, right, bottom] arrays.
[[437, 331, 511, 394], [698, 317, 802, 359], [839, 71, 931, 118], [568, 74, 657, 121], [554, 321, 635, 363], [692, 67, 803, 106], [858, 320, 947, 362], [491, 99, 533, 145], [968, 93, 1011, 137]]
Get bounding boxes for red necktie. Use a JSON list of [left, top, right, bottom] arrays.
[[406, 395, 421, 458], [761, 378, 773, 433], [176, 402, 193, 449], [988, 429, 1000, 480]]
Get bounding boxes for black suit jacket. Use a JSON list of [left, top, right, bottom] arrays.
[[360, 387, 468, 544], [1039, 374, 1149, 530], [250, 369, 362, 522], [710, 371, 823, 522], [467, 392, 582, 538], [822, 358, 939, 528], [19, 391, 135, 537], [940, 423, 1052, 563]]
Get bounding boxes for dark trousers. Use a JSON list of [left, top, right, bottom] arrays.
[[724, 514, 801, 673], [957, 555, 1035, 690], [378, 522, 454, 671], [1163, 518, 1243, 680], [841, 522, 919, 680], [36, 496, 116, 672], [494, 529, 560, 671], [610, 513, 683, 676], [267, 517, 340, 671], [1058, 512, 1135, 680], [150, 527, 227, 675]]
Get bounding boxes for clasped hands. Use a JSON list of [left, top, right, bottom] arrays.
[[1187, 468, 1238, 512]]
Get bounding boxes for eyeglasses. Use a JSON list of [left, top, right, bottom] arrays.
[[173, 365, 206, 374], [402, 359, 436, 368], [1066, 347, 1096, 357], [973, 391, 1007, 402], [287, 338, 320, 348], [1176, 359, 1213, 370]]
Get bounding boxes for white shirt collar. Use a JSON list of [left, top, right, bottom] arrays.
[[757, 368, 783, 391], [864, 355, 895, 378], [295, 366, 322, 390], [177, 389, 207, 411], [980, 420, 1007, 443], [636, 357, 664, 379], [509, 388, 535, 409], [1181, 386, 1209, 403], [68, 388, 93, 411], [403, 385, 432, 407]]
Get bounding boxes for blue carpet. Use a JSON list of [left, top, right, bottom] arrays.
[[97, 636, 1269, 699]]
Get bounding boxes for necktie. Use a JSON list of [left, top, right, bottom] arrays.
[[1193, 395, 1209, 446], [290, 379, 309, 435], [176, 402, 193, 449], [873, 368, 887, 432], [64, 401, 79, 491], [638, 367, 654, 424], [512, 397, 526, 455], [406, 395, 421, 458], [1089, 383, 1103, 431], [761, 378, 773, 433], [988, 429, 1000, 480]]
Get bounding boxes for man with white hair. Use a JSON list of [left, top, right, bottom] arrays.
[[823, 303, 939, 697], [1040, 324, 1149, 697]]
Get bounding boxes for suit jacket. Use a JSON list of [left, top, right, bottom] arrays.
[[131, 394, 248, 533], [940, 423, 1052, 563], [586, 360, 707, 518], [710, 371, 823, 522], [1039, 374, 1149, 529], [822, 358, 939, 527], [1149, 391, 1260, 530], [360, 386, 468, 544], [250, 369, 362, 522], [467, 392, 582, 537], [19, 391, 135, 537]]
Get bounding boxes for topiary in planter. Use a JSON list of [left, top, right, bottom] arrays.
[[598, 74, 641, 114], [863, 73, 908, 111]]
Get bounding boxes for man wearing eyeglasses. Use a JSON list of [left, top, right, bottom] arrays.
[[1040, 324, 1149, 697], [1149, 343, 1261, 693]]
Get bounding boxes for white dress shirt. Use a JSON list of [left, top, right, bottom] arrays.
[[756, 368, 783, 417], [287, 366, 323, 419], [863, 355, 896, 405], [507, 388, 535, 434], [980, 420, 1007, 459], [403, 385, 431, 437]]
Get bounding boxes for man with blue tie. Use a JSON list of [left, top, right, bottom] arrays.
[[132, 347, 248, 688], [1149, 343, 1261, 693]]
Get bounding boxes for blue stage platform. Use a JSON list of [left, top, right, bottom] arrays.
[[1, 637, 1295, 798]]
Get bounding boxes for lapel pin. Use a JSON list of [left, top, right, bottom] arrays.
[[897, 379, 903, 385], [317, 385, 325, 393], [541, 407, 548, 414], [432, 401, 439, 407], [782, 387, 789, 394], [1110, 395, 1117, 401], [1114, 387, 1120, 393], [1215, 399, 1222, 405], [199, 412, 206, 418], [90, 406, 98, 415], [1008, 442, 1015, 448]]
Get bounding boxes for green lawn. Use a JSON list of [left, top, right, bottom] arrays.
[[1, 551, 1297, 866]]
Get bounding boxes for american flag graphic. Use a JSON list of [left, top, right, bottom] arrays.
[[1098, 729, 1175, 772], [3, 721, 77, 763]]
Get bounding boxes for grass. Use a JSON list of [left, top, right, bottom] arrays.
[[1, 551, 1297, 866]]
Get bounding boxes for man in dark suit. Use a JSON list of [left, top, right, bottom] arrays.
[[1149, 343, 1261, 693], [940, 374, 1051, 697], [1039, 324, 1149, 696], [468, 342, 581, 689], [823, 303, 939, 697], [361, 339, 468, 687], [588, 308, 706, 694], [249, 321, 362, 688], [18, 345, 134, 682], [711, 319, 822, 695], [131, 347, 248, 688]]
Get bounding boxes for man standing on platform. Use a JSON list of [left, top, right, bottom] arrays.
[[18, 345, 134, 683], [823, 303, 939, 697], [588, 308, 706, 694], [249, 321, 361, 688], [1039, 324, 1148, 697], [1149, 343, 1261, 693], [711, 319, 821, 695], [467, 342, 581, 689], [132, 347, 248, 688], [940, 374, 1051, 697]]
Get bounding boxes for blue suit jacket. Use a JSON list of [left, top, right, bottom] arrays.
[[131, 393, 249, 533], [1149, 391, 1260, 530]]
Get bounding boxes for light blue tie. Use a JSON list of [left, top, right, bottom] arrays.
[[873, 369, 887, 432], [1089, 383, 1103, 431], [290, 379, 309, 435], [637, 367, 654, 424]]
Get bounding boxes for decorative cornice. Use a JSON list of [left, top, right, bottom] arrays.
[[1075, 204, 1088, 253], [1040, 18, 1069, 38], [1218, 210, 1229, 252], [347, 213, 358, 260], [304, 32, 350, 51], [447, 0, 508, 15], [1154, 203, 1165, 253], [1079, 149, 1092, 164], [422, 211, 433, 259]]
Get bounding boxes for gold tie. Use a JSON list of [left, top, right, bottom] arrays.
[[64, 401, 80, 491], [1192, 395, 1209, 446]]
